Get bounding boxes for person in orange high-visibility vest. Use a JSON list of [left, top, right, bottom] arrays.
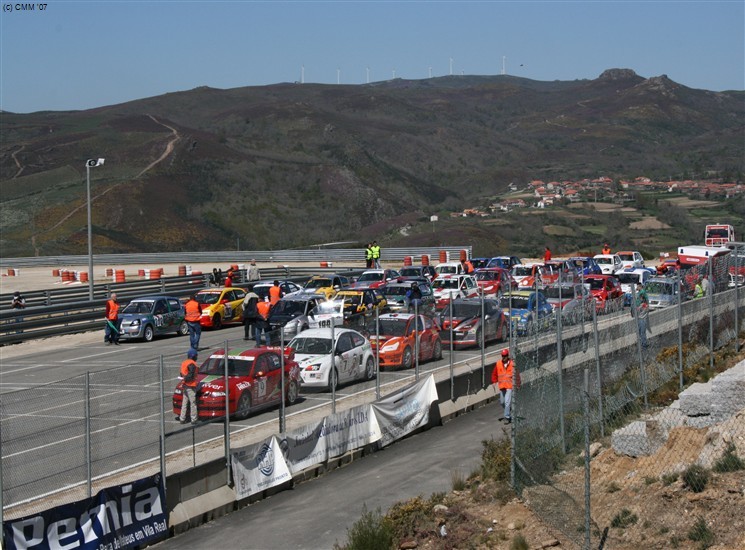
[[602, 243, 611, 255], [255, 297, 272, 346], [543, 246, 552, 263], [269, 280, 282, 305], [491, 348, 520, 424], [104, 292, 120, 345], [179, 348, 199, 424], [184, 294, 203, 351]]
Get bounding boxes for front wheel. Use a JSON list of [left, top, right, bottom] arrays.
[[212, 313, 222, 330], [235, 392, 252, 420], [475, 328, 484, 349], [433, 339, 443, 360], [401, 347, 413, 369], [143, 325, 154, 342], [327, 367, 339, 392], [177, 321, 189, 336]]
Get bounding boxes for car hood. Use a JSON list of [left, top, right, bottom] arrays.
[[269, 312, 302, 324], [294, 353, 331, 365], [370, 335, 404, 348], [119, 313, 151, 320], [439, 315, 478, 329]]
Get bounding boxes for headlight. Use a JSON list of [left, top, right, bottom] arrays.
[[305, 363, 322, 371], [381, 341, 400, 352], [174, 389, 182, 395], [130, 319, 140, 327]]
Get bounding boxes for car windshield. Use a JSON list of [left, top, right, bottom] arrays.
[[487, 259, 508, 268], [304, 278, 332, 289], [596, 257, 612, 265], [544, 287, 576, 300], [587, 279, 606, 290], [289, 337, 332, 354], [399, 268, 421, 277], [501, 295, 530, 309], [475, 271, 497, 281], [437, 266, 458, 274], [272, 300, 306, 316], [372, 319, 408, 336], [200, 356, 252, 377], [384, 286, 409, 297], [122, 301, 154, 314], [316, 301, 344, 314], [338, 294, 362, 307], [646, 282, 674, 295], [512, 266, 533, 277], [196, 292, 222, 305], [254, 286, 272, 299], [471, 259, 488, 269], [358, 272, 383, 282], [446, 303, 481, 317], [616, 273, 640, 285], [618, 253, 634, 262], [432, 279, 459, 290]]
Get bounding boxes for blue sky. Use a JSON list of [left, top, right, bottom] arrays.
[[1, 1, 743, 113]]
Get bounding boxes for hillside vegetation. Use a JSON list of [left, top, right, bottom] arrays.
[[1, 69, 743, 257]]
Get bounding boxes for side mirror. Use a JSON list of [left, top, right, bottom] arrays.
[[255, 370, 265, 377]]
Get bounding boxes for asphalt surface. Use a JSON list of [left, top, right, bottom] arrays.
[[153, 401, 507, 550]]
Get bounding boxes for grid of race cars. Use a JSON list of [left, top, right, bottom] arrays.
[[162, 253, 691, 421]]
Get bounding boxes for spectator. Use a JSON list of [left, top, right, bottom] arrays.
[[104, 293, 121, 345], [491, 349, 519, 424], [184, 294, 202, 351], [210, 268, 220, 287], [269, 280, 282, 305], [179, 349, 199, 425], [543, 246, 552, 263], [693, 277, 704, 298], [247, 259, 261, 282], [242, 284, 260, 341], [701, 274, 711, 296], [224, 269, 234, 288], [365, 243, 373, 269], [602, 243, 611, 255], [371, 241, 381, 268], [461, 258, 474, 274], [11, 291, 25, 309], [633, 282, 650, 348]]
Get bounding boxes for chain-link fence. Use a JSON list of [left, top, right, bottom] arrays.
[[512, 252, 745, 549]]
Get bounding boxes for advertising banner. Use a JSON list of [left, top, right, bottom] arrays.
[[278, 419, 328, 474], [373, 374, 439, 447], [323, 404, 381, 459], [231, 436, 292, 500], [2, 474, 167, 550]]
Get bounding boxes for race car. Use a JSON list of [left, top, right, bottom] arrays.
[[194, 287, 246, 329], [118, 295, 188, 342], [298, 274, 352, 300], [500, 290, 554, 336], [431, 274, 479, 310], [473, 267, 515, 298], [349, 269, 402, 290], [172, 346, 301, 420], [289, 328, 375, 390], [585, 274, 624, 313], [366, 313, 442, 369], [439, 297, 507, 348]]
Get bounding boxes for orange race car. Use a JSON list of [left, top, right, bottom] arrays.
[[366, 313, 442, 369]]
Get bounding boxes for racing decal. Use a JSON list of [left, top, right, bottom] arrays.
[[154, 314, 163, 328], [318, 319, 333, 328], [256, 377, 267, 398], [224, 303, 233, 318]]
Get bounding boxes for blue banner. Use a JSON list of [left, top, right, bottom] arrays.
[[3, 474, 168, 550]]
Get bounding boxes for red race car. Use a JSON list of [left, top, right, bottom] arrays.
[[474, 267, 515, 298], [367, 313, 442, 369], [173, 346, 301, 420], [585, 274, 624, 314]]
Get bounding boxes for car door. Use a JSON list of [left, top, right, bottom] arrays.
[[167, 297, 183, 329], [254, 352, 282, 407], [483, 301, 499, 340], [334, 332, 357, 382], [151, 299, 170, 335]]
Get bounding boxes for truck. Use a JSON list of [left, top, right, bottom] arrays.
[[704, 224, 735, 247]]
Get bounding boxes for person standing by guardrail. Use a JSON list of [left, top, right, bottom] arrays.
[[371, 241, 381, 268], [11, 291, 26, 334], [247, 259, 261, 282], [179, 348, 199, 425], [104, 293, 121, 345], [492, 348, 519, 424], [184, 294, 202, 351], [242, 285, 260, 341]]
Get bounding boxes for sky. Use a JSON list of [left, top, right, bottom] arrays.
[[1, 0, 743, 113]]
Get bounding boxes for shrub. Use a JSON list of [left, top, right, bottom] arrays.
[[687, 516, 714, 548], [510, 534, 529, 550], [481, 438, 511, 482], [661, 472, 679, 486], [606, 481, 621, 493], [682, 464, 709, 493], [341, 505, 393, 550], [712, 443, 745, 473], [451, 469, 467, 491], [610, 509, 638, 529]]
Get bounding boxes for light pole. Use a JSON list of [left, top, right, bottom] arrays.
[[85, 158, 105, 300]]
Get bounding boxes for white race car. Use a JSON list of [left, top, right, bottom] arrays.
[[288, 328, 375, 390]]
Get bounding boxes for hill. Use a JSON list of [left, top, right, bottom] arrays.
[[1, 69, 743, 257]]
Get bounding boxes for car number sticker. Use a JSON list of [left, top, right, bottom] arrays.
[[154, 314, 163, 327], [224, 303, 233, 318], [257, 378, 267, 397]]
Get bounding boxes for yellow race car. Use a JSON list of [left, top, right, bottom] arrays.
[[195, 287, 246, 329], [299, 274, 352, 300]]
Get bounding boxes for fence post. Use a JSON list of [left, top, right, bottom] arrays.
[[159, 356, 167, 495], [592, 303, 604, 438], [736, 250, 741, 353], [331, 324, 336, 414], [480, 291, 485, 387], [0, 404, 4, 530], [279, 329, 286, 434], [630, 284, 649, 409], [449, 300, 454, 402], [375, 306, 380, 400], [223, 339, 231, 486], [677, 269, 684, 390], [414, 300, 420, 382], [583, 367, 591, 550], [708, 259, 714, 371], [556, 274, 566, 454], [85, 371, 92, 498]]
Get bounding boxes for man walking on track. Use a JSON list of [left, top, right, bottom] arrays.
[[492, 348, 519, 424], [179, 349, 199, 425], [104, 292, 121, 345], [184, 294, 202, 350]]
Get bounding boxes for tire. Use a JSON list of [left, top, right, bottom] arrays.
[[364, 356, 375, 380], [212, 313, 222, 330], [235, 392, 252, 420], [143, 325, 154, 342], [177, 321, 189, 336], [401, 346, 413, 369], [285, 380, 299, 405], [433, 339, 443, 360], [475, 328, 484, 349], [327, 367, 339, 392]]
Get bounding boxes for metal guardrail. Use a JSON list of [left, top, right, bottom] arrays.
[[0, 266, 366, 345], [0, 246, 471, 268]]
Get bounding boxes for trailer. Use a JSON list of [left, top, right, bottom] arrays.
[[704, 224, 735, 247]]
